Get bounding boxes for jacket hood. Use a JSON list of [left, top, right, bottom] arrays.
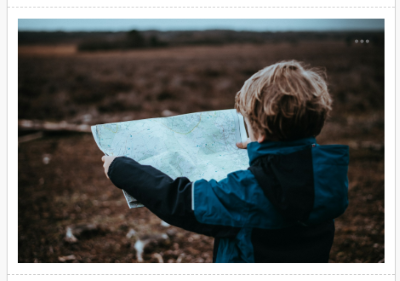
[[248, 138, 349, 225], [247, 137, 317, 166]]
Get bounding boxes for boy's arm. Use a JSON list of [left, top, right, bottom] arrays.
[[107, 156, 240, 238]]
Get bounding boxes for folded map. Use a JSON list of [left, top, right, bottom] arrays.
[[91, 109, 249, 208]]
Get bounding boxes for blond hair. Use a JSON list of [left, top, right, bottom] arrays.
[[235, 60, 332, 141]]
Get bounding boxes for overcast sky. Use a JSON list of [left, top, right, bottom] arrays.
[[18, 19, 384, 32]]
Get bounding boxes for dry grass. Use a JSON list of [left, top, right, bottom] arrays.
[[18, 40, 384, 263]]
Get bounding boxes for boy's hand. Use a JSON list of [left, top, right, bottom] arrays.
[[102, 156, 117, 179], [236, 138, 251, 149]]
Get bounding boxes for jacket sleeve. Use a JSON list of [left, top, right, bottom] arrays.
[[107, 156, 240, 238]]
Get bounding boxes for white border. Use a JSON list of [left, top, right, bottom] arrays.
[[7, 0, 396, 280]]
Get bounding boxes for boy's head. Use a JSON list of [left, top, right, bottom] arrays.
[[235, 60, 332, 142]]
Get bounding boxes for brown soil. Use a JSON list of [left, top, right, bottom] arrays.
[[18, 41, 384, 263]]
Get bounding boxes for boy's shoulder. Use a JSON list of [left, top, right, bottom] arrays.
[[193, 143, 349, 228]]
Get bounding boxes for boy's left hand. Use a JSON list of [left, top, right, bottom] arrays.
[[236, 138, 251, 149], [102, 156, 117, 179]]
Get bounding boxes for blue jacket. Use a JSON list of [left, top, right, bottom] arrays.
[[108, 137, 349, 263]]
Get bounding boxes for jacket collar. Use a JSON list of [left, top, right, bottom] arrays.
[[247, 137, 317, 166]]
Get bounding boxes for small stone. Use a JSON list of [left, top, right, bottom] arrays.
[[176, 253, 185, 263], [166, 229, 177, 238], [126, 228, 137, 239], [134, 233, 170, 262], [161, 110, 177, 117], [82, 114, 92, 123], [152, 253, 164, 263], [64, 227, 78, 243], [42, 154, 52, 165], [58, 255, 76, 262]]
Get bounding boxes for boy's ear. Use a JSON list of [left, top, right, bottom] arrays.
[[257, 134, 266, 143]]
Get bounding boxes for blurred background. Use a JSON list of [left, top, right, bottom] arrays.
[[18, 19, 384, 263]]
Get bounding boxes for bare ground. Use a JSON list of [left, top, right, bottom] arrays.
[[18, 41, 384, 263]]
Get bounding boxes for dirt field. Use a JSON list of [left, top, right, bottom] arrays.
[[18, 40, 384, 263]]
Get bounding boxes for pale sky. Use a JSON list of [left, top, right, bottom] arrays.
[[18, 19, 384, 32]]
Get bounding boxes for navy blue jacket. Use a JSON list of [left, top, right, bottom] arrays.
[[108, 137, 349, 263]]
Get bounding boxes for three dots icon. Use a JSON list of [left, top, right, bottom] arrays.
[[355, 39, 369, 43]]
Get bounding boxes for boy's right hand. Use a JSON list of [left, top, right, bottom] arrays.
[[102, 155, 117, 179], [236, 138, 251, 149]]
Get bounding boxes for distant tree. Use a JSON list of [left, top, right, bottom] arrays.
[[126, 30, 145, 48], [149, 35, 168, 47], [345, 36, 352, 47]]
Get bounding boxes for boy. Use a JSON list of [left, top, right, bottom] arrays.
[[101, 60, 349, 263]]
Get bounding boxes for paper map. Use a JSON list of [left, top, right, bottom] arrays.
[[92, 109, 249, 208]]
